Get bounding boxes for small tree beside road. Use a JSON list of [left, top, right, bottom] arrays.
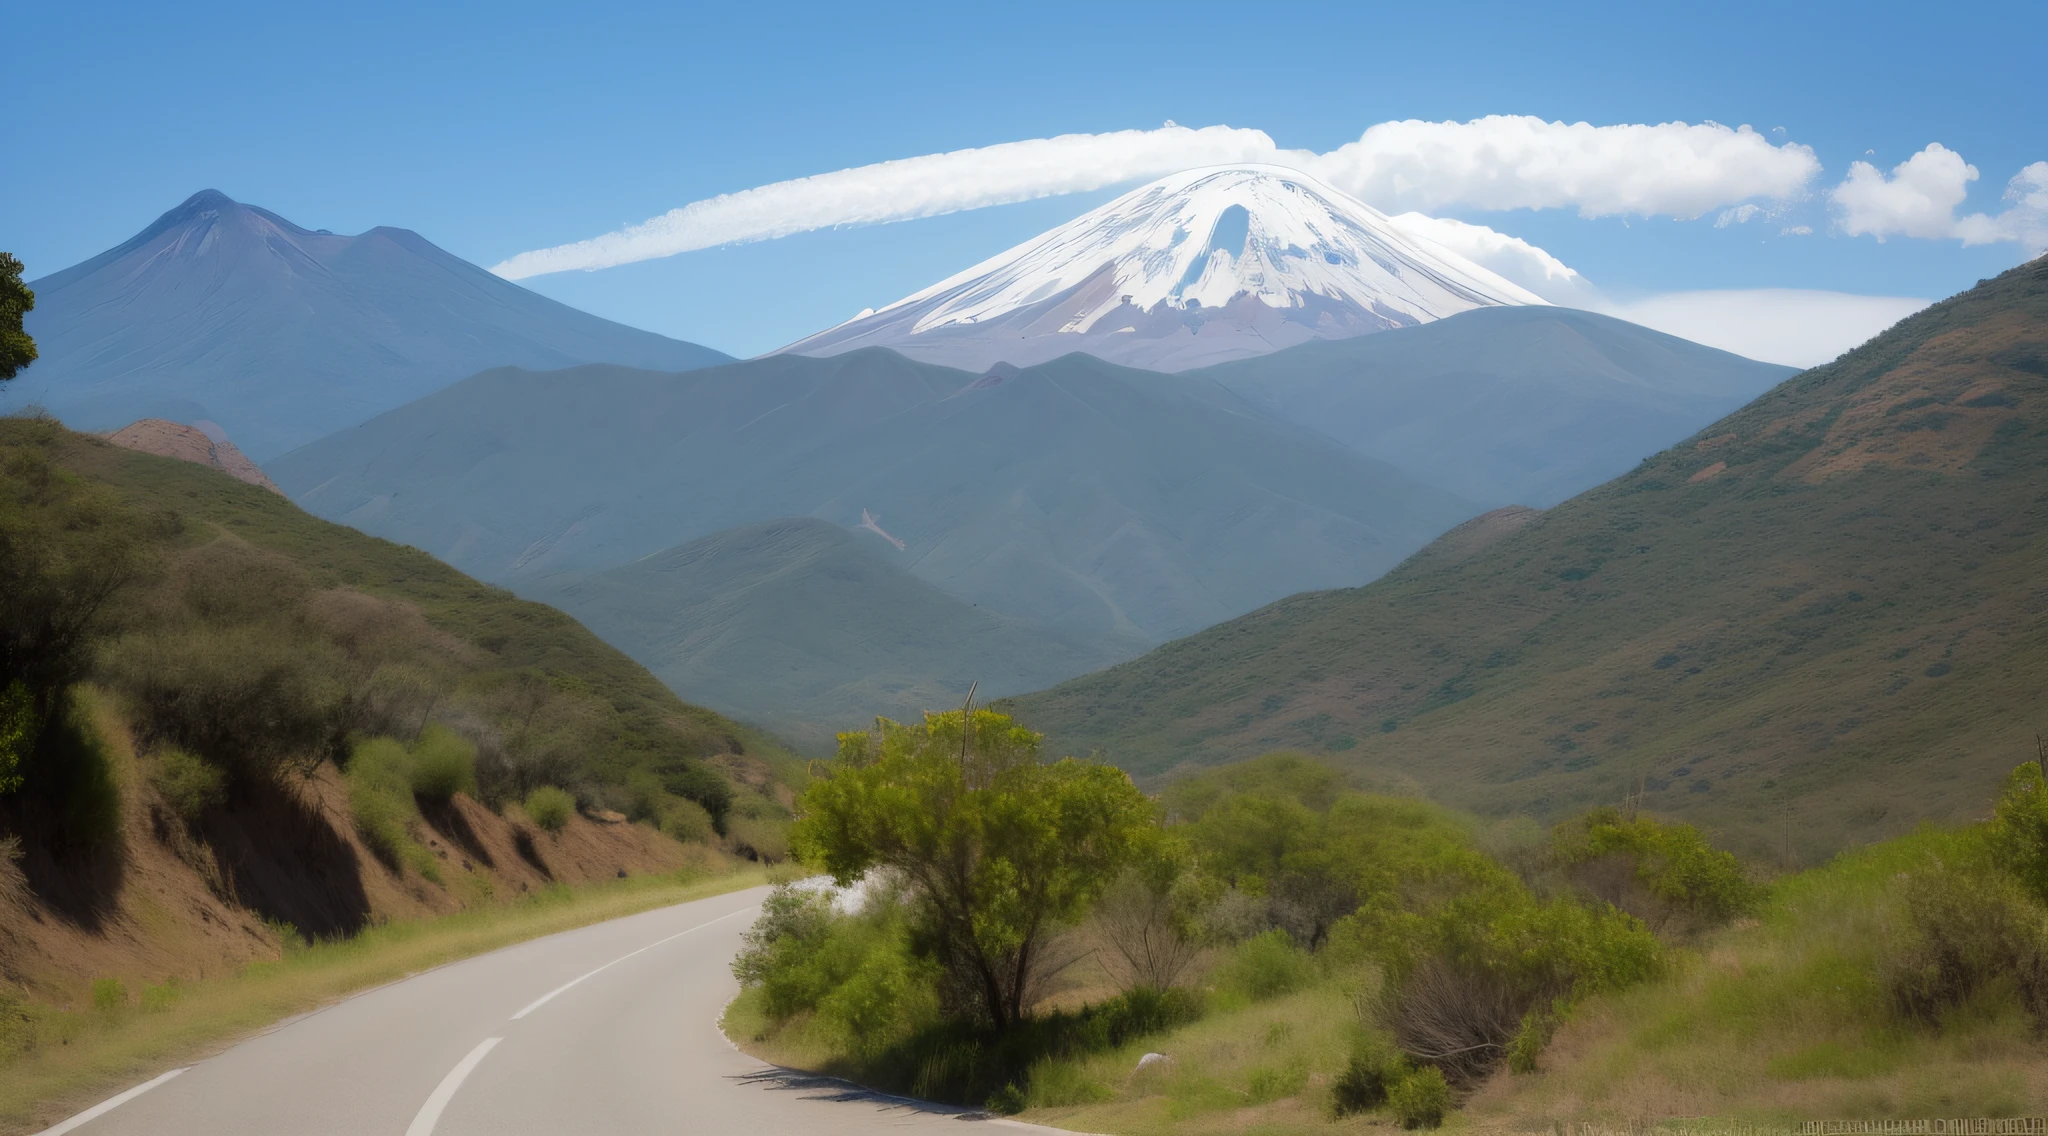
[[793, 709, 1155, 1030]]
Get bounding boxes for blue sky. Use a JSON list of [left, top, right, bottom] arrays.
[[8, 0, 2044, 361]]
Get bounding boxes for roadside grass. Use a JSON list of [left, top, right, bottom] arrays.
[[1019, 982, 1373, 1135], [1463, 828, 2048, 1127], [726, 824, 2048, 1132], [722, 958, 1389, 1135], [0, 866, 768, 1136]]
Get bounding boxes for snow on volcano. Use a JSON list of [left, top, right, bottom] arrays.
[[780, 164, 1546, 372]]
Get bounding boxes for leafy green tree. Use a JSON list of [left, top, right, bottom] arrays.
[[1550, 807, 1763, 933], [0, 433, 152, 783], [0, 253, 33, 380], [794, 709, 1155, 1030], [1990, 760, 2048, 903]]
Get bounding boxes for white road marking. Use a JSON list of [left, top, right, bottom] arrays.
[[405, 1037, 501, 1136], [509, 906, 755, 1021], [33, 1068, 186, 1136]]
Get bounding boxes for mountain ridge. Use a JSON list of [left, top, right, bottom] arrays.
[[1194, 305, 1797, 506], [1001, 256, 2048, 859], [7, 190, 730, 459]]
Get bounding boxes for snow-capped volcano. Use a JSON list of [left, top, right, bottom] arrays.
[[781, 165, 1547, 372]]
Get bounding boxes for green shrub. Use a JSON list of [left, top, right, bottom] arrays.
[[408, 725, 476, 802], [346, 737, 440, 882], [1331, 1035, 1405, 1115], [725, 813, 790, 861], [985, 1083, 1026, 1115], [525, 786, 575, 834], [1884, 859, 2048, 1028], [1989, 762, 2048, 904], [151, 746, 226, 821], [1388, 1066, 1450, 1129], [102, 624, 344, 784], [660, 796, 716, 844], [1551, 808, 1764, 934], [1377, 892, 1660, 1084], [1507, 1000, 1564, 1073], [139, 980, 180, 1013], [1215, 929, 1314, 1002], [650, 756, 734, 832], [90, 978, 126, 1014]]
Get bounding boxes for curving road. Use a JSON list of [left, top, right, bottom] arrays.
[[41, 885, 1070, 1135]]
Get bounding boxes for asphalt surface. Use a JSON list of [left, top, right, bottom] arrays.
[[47, 885, 1070, 1135]]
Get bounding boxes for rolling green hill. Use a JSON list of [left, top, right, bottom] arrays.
[[1004, 256, 2048, 861], [4, 415, 802, 801], [542, 517, 1144, 750]]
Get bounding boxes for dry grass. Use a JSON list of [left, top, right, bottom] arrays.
[[1018, 981, 1382, 1135], [1463, 832, 2048, 1128], [0, 866, 767, 1135]]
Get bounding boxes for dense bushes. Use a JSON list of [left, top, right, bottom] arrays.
[[1212, 930, 1315, 1002], [0, 418, 755, 851], [345, 738, 440, 880], [150, 747, 227, 822], [408, 726, 477, 802], [1550, 807, 1764, 934], [732, 880, 1203, 1107], [739, 744, 1692, 1121], [1884, 860, 2048, 1028], [524, 786, 575, 834]]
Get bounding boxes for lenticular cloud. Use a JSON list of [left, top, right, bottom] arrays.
[[492, 117, 1825, 279], [492, 125, 1282, 279]]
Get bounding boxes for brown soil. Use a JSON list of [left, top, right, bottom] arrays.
[[0, 691, 700, 1011], [99, 419, 281, 494]]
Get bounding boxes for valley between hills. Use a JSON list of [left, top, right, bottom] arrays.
[[3, 166, 2047, 1136]]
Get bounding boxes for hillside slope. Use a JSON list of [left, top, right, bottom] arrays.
[[273, 349, 1478, 737], [542, 518, 1142, 749], [5, 416, 800, 798], [4, 191, 730, 459], [1005, 256, 2048, 860], [1193, 305, 1795, 507]]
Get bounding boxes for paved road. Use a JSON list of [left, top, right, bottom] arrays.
[[48, 885, 1068, 1135]]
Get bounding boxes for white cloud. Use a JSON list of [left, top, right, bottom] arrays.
[[1957, 161, 2048, 251], [1601, 290, 1929, 368], [1831, 143, 1978, 240], [1313, 117, 1819, 218], [1716, 203, 1764, 227], [493, 125, 1282, 278], [1384, 212, 1601, 306], [495, 117, 1826, 279], [1781, 224, 1813, 236], [1831, 145, 2048, 251]]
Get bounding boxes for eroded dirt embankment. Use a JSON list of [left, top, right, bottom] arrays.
[[0, 693, 707, 1010]]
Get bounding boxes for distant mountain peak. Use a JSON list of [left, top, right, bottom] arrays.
[[782, 164, 1546, 373], [7, 192, 732, 460], [176, 187, 237, 212]]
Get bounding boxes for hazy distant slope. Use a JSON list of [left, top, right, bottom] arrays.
[[1194, 306, 1796, 507], [7, 190, 729, 459], [1005, 256, 2048, 859], [271, 350, 981, 580], [14, 417, 803, 794], [274, 349, 1478, 645], [543, 518, 1140, 749]]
